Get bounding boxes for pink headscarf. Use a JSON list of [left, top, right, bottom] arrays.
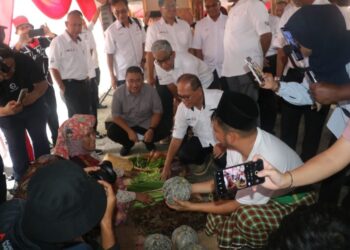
[[53, 114, 96, 159]]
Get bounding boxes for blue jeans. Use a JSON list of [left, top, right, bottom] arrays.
[[0, 98, 50, 181]]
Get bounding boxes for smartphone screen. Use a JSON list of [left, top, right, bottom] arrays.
[[28, 28, 45, 38], [215, 160, 265, 199], [281, 28, 304, 61], [245, 57, 264, 85]]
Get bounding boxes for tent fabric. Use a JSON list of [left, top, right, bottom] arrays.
[[0, 0, 96, 45], [0, 0, 14, 44], [32, 0, 96, 20]]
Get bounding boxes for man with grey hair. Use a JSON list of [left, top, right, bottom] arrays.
[[145, 0, 193, 86], [151, 39, 214, 133]]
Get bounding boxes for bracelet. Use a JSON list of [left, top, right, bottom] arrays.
[[286, 171, 294, 189]]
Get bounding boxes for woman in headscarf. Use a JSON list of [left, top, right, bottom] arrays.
[[53, 114, 153, 224]]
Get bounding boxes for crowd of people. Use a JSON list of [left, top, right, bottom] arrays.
[[0, 0, 350, 249]]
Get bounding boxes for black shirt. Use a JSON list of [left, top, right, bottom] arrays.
[[0, 53, 45, 107]]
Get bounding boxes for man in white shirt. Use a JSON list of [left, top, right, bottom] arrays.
[[105, 0, 145, 88], [145, 0, 192, 86], [221, 0, 272, 101], [151, 39, 214, 132], [49, 10, 91, 118], [166, 91, 315, 249], [161, 74, 224, 180], [192, 0, 227, 89]]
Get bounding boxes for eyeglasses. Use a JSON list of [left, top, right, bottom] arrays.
[[177, 87, 200, 101], [155, 53, 172, 66]]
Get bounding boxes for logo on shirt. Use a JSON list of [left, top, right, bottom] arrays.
[[264, 21, 270, 26], [9, 83, 19, 92]]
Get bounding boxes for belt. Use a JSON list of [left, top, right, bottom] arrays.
[[63, 78, 88, 83]]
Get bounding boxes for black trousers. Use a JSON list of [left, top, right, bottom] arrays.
[[208, 70, 225, 90], [280, 100, 329, 161], [44, 84, 59, 144], [280, 68, 329, 161], [155, 79, 174, 134], [107, 123, 170, 148], [178, 136, 226, 168], [0, 155, 6, 205], [89, 78, 98, 130], [63, 79, 91, 118], [224, 72, 259, 101], [259, 55, 278, 134]]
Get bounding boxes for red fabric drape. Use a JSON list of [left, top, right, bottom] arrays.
[[0, 0, 14, 44], [32, 0, 96, 20], [32, 0, 73, 19]]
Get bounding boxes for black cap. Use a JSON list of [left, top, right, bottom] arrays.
[[215, 92, 259, 131]]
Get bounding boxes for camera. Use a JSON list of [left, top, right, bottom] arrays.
[[0, 56, 10, 74], [89, 160, 117, 184]]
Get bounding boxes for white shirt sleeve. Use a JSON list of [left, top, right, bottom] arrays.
[[172, 104, 189, 139], [145, 25, 157, 52], [277, 79, 314, 106], [48, 37, 61, 71], [249, 1, 271, 36], [104, 29, 116, 54], [192, 21, 202, 49]]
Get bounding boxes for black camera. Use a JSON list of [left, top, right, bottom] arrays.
[[89, 160, 117, 184], [0, 56, 10, 73]]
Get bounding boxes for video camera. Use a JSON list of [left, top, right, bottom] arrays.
[[0, 56, 10, 74], [89, 160, 117, 184]]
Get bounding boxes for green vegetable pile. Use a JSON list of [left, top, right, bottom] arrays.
[[127, 155, 165, 205]]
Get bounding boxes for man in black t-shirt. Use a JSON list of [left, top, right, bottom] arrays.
[[0, 46, 50, 183], [13, 16, 59, 145]]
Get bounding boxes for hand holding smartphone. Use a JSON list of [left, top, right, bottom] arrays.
[[245, 57, 264, 85], [28, 28, 45, 38], [17, 88, 28, 104], [215, 159, 265, 199]]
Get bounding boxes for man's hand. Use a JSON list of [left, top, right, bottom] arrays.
[[111, 77, 117, 89], [161, 165, 171, 181], [5, 100, 23, 115], [309, 82, 341, 105], [148, 78, 156, 86], [135, 192, 154, 204], [41, 24, 55, 38], [128, 130, 138, 143], [166, 198, 192, 211], [144, 129, 154, 143], [213, 143, 226, 159]]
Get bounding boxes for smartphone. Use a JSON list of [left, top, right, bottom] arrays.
[[281, 28, 304, 61], [28, 28, 45, 38], [17, 88, 28, 103], [215, 159, 265, 199], [245, 57, 264, 85]]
